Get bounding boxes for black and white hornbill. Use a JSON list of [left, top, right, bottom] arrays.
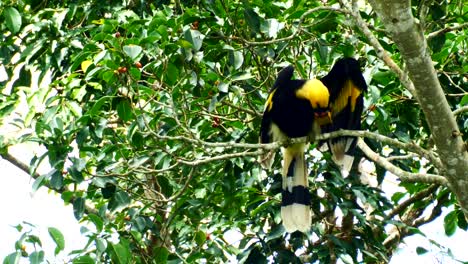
[[259, 58, 367, 233]]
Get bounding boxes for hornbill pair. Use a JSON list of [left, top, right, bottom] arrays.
[[259, 58, 367, 233]]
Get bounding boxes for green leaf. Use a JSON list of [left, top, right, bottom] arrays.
[[31, 174, 47, 193], [72, 255, 95, 264], [96, 238, 107, 253], [229, 51, 243, 70], [416, 246, 428, 255], [88, 214, 104, 232], [123, 45, 142, 60], [184, 29, 203, 51], [428, 34, 446, 53], [243, 8, 261, 33], [110, 241, 131, 264], [165, 63, 179, 86], [50, 169, 64, 190], [460, 95, 468, 106], [444, 210, 458, 236], [458, 209, 468, 230], [153, 247, 169, 263], [3, 252, 20, 264], [108, 191, 131, 212], [195, 230, 206, 246], [4, 7, 22, 34], [101, 183, 117, 199], [73, 197, 85, 220], [48, 227, 65, 255], [29, 251, 44, 264], [129, 67, 141, 80], [88, 96, 111, 116], [117, 100, 134, 122]]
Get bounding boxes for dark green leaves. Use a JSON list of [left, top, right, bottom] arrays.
[[154, 247, 169, 263], [73, 197, 85, 220], [108, 191, 131, 212], [3, 7, 22, 33], [416, 246, 428, 255], [1, 1, 466, 263], [243, 7, 261, 34], [110, 240, 131, 264], [117, 100, 134, 122], [184, 29, 203, 51], [444, 210, 458, 236]]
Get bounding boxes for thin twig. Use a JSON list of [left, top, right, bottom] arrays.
[[177, 150, 262, 166], [427, 22, 468, 39], [385, 184, 438, 220], [219, 6, 349, 46]]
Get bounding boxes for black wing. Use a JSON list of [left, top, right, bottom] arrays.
[[320, 58, 367, 163]]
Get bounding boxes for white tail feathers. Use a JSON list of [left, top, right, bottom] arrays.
[[330, 139, 355, 176], [281, 204, 311, 233], [281, 145, 311, 233]]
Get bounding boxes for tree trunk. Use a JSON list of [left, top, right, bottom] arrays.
[[368, 0, 468, 217]]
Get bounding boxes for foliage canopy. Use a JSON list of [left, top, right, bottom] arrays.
[[0, 0, 467, 263]]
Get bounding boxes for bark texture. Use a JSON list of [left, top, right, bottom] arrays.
[[368, 0, 468, 217]]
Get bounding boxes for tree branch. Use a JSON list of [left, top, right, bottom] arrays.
[[453, 105, 468, 117], [385, 184, 439, 220], [318, 130, 442, 169], [357, 139, 448, 185], [427, 22, 468, 39], [346, 0, 416, 96], [176, 150, 263, 166]]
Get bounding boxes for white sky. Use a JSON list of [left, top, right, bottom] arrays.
[[0, 144, 87, 262]]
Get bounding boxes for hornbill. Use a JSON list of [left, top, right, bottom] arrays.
[[259, 65, 331, 233], [320, 58, 367, 174], [259, 58, 367, 233]]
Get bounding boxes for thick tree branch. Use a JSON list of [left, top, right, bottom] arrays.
[[357, 139, 448, 185], [368, 0, 468, 218], [155, 129, 437, 158], [318, 130, 442, 168], [1, 152, 32, 176]]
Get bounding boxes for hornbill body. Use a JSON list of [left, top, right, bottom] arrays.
[[259, 66, 331, 233], [320, 58, 367, 173]]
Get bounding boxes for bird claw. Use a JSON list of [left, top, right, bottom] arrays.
[[282, 138, 292, 148], [306, 135, 316, 143]]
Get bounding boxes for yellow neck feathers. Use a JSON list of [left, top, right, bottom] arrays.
[[295, 79, 330, 109]]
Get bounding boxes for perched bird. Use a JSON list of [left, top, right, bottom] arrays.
[[320, 58, 367, 174], [259, 65, 332, 233]]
